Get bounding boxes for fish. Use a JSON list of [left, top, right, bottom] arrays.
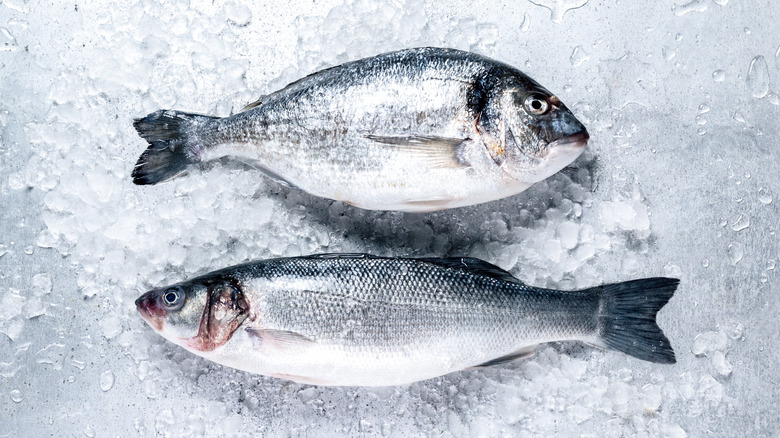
[[131, 47, 589, 212], [135, 254, 678, 386]]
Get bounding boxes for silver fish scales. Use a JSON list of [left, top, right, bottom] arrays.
[[136, 254, 677, 386], [132, 48, 588, 212]]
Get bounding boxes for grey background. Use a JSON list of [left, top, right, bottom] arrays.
[[1, 0, 777, 436]]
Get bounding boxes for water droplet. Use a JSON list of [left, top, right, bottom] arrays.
[[767, 92, 780, 106], [676, 33, 683, 41], [758, 187, 773, 204], [10, 389, 24, 403], [569, 45, 589, 66], [744, 27, 751, 35], [731, 215, 750, 231], [698, 103, 711, 113], [727, 242, 744, 265], [672, 0, 707, 16], [563, 84, 572, 92], [528, 0, 589, 23], [695, 115, 707, 126], [775, 44, 780, 71], [697, 127, 707, 136], [519, 12, 530, 32], [99, 370, 115, 391], [712, 69, 726, 82], [746, 56, 770, 98], [83, 426, 95, 438], [24, 246, 34, 255], [662, 46, 676, 61], [701, 259, 709, 268]]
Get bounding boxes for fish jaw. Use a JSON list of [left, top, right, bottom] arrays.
[[531, 130, 589, 181], [135, 291, 167, 331]]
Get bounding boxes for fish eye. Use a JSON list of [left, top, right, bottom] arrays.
[[523, 95, 550, 115], [161, 287, 184, 309]]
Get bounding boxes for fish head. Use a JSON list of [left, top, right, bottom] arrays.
[[135, 279, 249, 352], [478, 76, 589, 183]]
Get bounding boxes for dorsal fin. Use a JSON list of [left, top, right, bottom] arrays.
[[302, 253, 383, 260], [417, 257, 522, 284], [296, 254, 522, 284], [239, 96, 266, 112]]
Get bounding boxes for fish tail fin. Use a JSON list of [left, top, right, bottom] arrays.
[[592, 277, 679, 364], [132, 110, 218, 185]]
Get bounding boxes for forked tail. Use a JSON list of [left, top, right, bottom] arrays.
[[591, 277, 679, 364], [132, 110, 217, 185]]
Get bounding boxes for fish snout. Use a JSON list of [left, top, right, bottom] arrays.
[[553, 130, 589, 149], [136, 290, 167, 330]]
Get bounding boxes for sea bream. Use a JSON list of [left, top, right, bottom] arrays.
[[135, 254, 678, 386], [132, 48, 589, 212]]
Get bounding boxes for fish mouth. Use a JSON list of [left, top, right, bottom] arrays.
[[540, 130, 589, 161], [136, 291, 166, 331], [550, 130, 589, 149]]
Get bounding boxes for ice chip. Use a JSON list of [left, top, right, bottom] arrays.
[[711, 351, 732, 377], [101, 314, 123, 339], [7, 171, 25, 190], [672, 0, 708, 16], [32, 274, 53, 295], [35, 343, 66, 370], [697, 375, 723, 406], [0, 27, 18, 52], [99, 370, 115, 391], [691, 331, 728, 356]]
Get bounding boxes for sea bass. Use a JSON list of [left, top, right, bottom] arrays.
[[132, 48, 588, 212], [135, 254, 677, 386]]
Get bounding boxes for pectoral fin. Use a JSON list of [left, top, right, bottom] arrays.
[[246, 328, 315, 351], [365, 135, 470, 169]]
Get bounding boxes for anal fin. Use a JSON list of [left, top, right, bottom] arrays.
[[236, 159, 301, 190], [469, 346, 537, 369]]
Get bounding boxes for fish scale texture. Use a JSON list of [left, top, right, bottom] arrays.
[[237, 256, 599, 350]]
